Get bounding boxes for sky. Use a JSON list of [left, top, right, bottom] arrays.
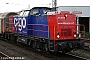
[[0, 0, 90, 13]]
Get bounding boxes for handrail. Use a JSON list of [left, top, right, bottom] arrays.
[[27, 24, 49, 38]]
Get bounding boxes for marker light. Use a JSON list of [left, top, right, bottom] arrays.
[[64, 14, 68, 18]]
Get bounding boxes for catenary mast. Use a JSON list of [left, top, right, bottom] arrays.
[[52, 0, 57, 11]]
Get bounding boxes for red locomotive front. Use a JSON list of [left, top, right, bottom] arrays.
[[47, 11, 85, 52]]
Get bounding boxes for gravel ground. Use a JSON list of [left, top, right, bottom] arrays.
[[69, 50, 90, 60], [0, 40, 50, 60]]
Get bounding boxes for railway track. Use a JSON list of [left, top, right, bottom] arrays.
[[65, 52, 90, 60], [0, 51, 12, 60], [83, 39, 90, 51], [0, 51, 25, 60], [0, 51, 9, 57], [84, 43, 90, 51], [64, 40, 90, 60], [0, 37, 90, 60]]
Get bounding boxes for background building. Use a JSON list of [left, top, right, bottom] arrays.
[[57, 6, 90, 33]]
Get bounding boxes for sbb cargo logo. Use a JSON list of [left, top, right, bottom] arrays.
[[14, 18, 26, 31]]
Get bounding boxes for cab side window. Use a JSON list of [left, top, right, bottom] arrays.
[[30, 9, 39, 15]]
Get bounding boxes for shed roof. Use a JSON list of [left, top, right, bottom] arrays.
[[58, 6, 90, 17]]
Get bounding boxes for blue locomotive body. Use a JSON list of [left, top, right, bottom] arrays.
[[31, 15, 49, 38], [13, 7, 50, 38]]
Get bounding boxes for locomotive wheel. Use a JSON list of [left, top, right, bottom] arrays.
[[32, 42, 34, 48], [28, 40, 31, 46], [16, 37, 19, 43], [32, 41, 36, 48], [44, 44, 48, 52]]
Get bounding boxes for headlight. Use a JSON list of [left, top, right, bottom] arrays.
[[74, 34, 76, 37], [57, 35, 60, 38]]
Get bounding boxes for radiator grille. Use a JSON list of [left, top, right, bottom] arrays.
[[61, 29, 72, 36]]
